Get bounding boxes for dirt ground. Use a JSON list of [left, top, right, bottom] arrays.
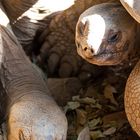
[[64, 62, 140, 140]]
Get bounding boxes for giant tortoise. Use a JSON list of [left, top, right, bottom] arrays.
[[76, 0, 140, 137], [0, 0, 112, 82], [0, 0, 105, 139], [33, 0, 115, 81], [0, 0, 103, 139], [0, 0, 140, 139]]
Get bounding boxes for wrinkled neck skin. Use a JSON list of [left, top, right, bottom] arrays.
[[0, 25, 43, 107], [0, 26, 52, 118], [0, 25, 68, 140]]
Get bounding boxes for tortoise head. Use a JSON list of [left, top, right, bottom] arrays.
[[75, 3, 137, 65]]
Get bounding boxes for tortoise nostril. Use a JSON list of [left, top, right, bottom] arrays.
[[83, 47, 95, 58], [83, 47, 94, 54], [91, 48, 94, 53], [84, 47, 87, 51]]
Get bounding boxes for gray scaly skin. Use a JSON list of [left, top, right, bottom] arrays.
[[76, 1, 140, 137], [0, 3, 67, 140]]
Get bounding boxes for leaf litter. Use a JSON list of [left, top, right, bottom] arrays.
[[65, 65, 140, 140]]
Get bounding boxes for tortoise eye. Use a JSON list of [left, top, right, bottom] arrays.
[[108, 32, 120, 43]]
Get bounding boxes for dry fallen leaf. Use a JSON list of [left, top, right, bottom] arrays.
[[77, 127, 90, 140], [91, 103, 102, 109], [72, 96, 96, 104], [104, 84, 118, 106], [102, 111, 127, 129], [76, 109, 87, 125], [85, 85, 99, 98], [90, 130, 105, 140], [64, 101, 80, 112], [103, 127, 116, 136], [88, 118, 101, 130]]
